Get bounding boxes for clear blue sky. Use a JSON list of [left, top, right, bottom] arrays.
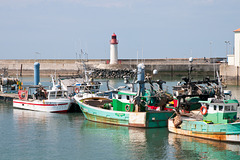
[[0, 0, 239, 59]]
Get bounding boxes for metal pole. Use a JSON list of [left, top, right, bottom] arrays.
[[225, 41, 230, 62]]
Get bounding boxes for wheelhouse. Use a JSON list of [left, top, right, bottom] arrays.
[[112, 91, 136, 103], [206, 103, 238, 113], [47, 90, 68, 99], [200, 99, 239, 124]]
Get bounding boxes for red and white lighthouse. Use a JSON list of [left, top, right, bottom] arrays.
[[110, 33, 118, 64]]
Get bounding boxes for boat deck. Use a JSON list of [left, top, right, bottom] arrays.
[[83, 99, 112, 108], [181, 111, 203, 121]]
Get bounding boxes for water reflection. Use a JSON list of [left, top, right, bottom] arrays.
[[80, 120, 174, 160], [0, 101, 12, 112], [12, 108, 84, 129], [168, 133, 240, 159], [8, 109, 85, 160], [227, 85, 240, 101]]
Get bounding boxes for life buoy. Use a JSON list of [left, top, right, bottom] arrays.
[[200, 106, 208, 115], [21, 92, 26, 99], [18, 90, 28, 100], [75, 88, 80, 93], [125, 104, 131, 112]]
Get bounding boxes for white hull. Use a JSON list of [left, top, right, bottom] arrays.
[[13, 99, 71, 113]]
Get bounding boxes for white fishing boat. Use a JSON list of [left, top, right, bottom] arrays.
[[58, 54, 102, 96], [13, 77, 72, 113]]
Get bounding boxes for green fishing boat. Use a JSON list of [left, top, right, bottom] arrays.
[[168, 89, 240, 143], [74, 63, 174, 128]]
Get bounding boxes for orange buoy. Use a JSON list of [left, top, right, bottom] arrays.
[[200, 106, 208, 115]]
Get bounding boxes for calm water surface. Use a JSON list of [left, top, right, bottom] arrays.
[[1, 77, 240, 160]]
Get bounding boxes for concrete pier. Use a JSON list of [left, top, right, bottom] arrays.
[[0, 58, 221, 77], [220, 64, 240, 85], [0, 93, 18, 101]]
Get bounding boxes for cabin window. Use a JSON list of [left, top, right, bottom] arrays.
[[206, 104, 209, 109], [231, 106, 237, 111], [80, 86, 84, 90], [96, 86, 99, 89], [225, 106, 231, 111], [214, 105, 217, 110], [57, 91, 62, 98], [126, 96, 129, 100], [49, 92, 55, 99], [118, 95, 122, 99], [219, 105, 223, 111]]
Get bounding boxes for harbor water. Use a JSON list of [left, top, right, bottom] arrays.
[[1, 77, 240, 160]]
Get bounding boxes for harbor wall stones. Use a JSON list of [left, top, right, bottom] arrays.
[[0, 58, 220, 77], [92, 69, 135, 79], [220, 64, 240, 85]]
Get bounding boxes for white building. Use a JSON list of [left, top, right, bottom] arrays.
[[228, 28, 240, 66]]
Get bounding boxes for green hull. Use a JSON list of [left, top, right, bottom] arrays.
[[77, 100, 173, 128], [168, 119, 240, 142], [181, 120, 240, 135]]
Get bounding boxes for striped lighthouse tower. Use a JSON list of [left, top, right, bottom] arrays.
[[110, 33, 118, 64]]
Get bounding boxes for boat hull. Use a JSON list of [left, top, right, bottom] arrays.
[[168, 119, 240, 143], [13, 99, 71, 113], [77, 100, 173, 128]]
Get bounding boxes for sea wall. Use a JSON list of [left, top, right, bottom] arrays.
[[0, 58, 220, 77], [220, 64, 240, 85]]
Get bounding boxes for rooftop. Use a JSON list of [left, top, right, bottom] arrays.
[[234, 28, 240, 32]]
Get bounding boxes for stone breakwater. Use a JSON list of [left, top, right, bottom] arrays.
[[91, 69, 135, 79]]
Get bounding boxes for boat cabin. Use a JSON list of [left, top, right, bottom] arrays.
[[74, 80, 101, 95], [47, 90, 68, 100], [200, 98, 239, 124], [20, 85, 69, 100], [112, 91, 137, 112], [113, 91, 136, 102]]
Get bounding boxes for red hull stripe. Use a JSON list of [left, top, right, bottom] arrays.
[[52, 110, 68, 113], [13, 101, 68, 106]]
